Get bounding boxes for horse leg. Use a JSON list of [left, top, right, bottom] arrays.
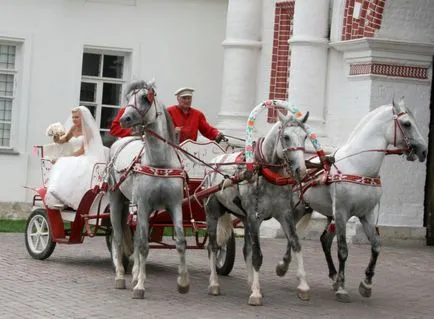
[[205, 196, 222, 296], [132, 200, 149, 299], [320, 217, 338, 286], [109, 189, 127, 289], [358, 216, 380, 298], [334, 213, 351, 303], [244, 213, 263, 306], [276, 213, 310, 300], [169, 204, 190, 294]]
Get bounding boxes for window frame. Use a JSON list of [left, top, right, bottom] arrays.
[[0, 38, 22, 151], [80, 46, 132, 137]]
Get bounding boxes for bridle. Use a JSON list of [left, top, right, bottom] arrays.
[[392, 108, 413, 154], [125, 88, 159, 124], [279, 118, 306, 159]]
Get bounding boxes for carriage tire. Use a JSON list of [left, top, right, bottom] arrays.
[[106, 231, 130, 274], [24, 209, 56, 260], [216, 230, 236, 276]]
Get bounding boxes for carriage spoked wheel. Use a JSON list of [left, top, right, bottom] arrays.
[[25, 209, 56, 260], [215, 230, 236, 276], [106, 230, 131, 274]]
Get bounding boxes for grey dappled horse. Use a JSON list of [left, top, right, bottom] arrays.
[[296, 99, 428, 302], [108, 80, 189, 299], [204, 112, 310, 306]]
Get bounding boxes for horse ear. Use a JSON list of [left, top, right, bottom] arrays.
[[277, 110, 287, 123], [302, 111, 310, 123]]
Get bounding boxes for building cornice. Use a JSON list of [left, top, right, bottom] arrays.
[[330, 38, 434, 63], [330, 38, 434, 81]]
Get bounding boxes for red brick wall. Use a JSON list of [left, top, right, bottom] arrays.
[[342, 0, 386, 40], [268, 0, 295, 123]]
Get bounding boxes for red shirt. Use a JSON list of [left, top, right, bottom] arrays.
[[166, 105, 219, 143], [110, 107, 133, 138]]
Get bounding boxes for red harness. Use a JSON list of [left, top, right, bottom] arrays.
[[133, 165, 185, 179]]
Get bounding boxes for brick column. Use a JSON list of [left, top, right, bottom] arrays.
[[216, 0, 262, 137], [288, 0, 330, 135]]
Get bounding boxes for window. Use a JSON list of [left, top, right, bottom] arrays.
[[79, 50, 129, 138], [0, 44, 17, 148]]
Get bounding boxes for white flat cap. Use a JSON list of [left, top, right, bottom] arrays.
[[174, 87, 194, 97]]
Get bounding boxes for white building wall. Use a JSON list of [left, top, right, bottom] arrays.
[[377, 0, 434, 43], [0, 0, 227, 203], [371, 0, 434, 227], [326, 0, 434, 227]]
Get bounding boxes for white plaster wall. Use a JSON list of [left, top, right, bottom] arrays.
[[371, 79, 431, 226], [377, 0, 434, 43], [324, 50, 372, 149], [0, 0, 227, 202], [241, 0, 276, 140]]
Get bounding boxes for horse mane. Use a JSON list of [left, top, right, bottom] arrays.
[[123, 80, 147, 101], [346, 104, 390, 143]]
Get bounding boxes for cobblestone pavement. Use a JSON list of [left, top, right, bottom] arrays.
[[1, 233, 433, 319]]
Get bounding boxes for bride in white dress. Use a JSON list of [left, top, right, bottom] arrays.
[[44, 106, 106, 210]]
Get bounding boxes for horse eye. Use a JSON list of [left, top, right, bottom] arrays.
[[402, 121, 411, 128], [284, 135, 290, 141]]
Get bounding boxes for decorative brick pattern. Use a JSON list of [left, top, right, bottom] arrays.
[[342, 0, 386, 40], [349, 63, 429, 79], [268, 0, 295, 123]]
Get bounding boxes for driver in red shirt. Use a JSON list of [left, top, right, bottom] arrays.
[[167, 87, 226, 144]]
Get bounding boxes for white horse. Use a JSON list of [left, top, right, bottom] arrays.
[[108, 80, 190, 299], [204, 111, 310, 305], [297, 99, 428, 302]]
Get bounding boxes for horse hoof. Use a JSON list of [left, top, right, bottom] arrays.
[[132, 289, 145, 299], [248, 295, 263, 306], [178, 284, 190, 294], [115, 279, 126, 289], [275, 261, 289, 277], [359, 281, 372, 298], [297, 289, 310, 301], [208, 285, 220, 296], [332, 281, 339, 291], [335, 288, 351, 303]]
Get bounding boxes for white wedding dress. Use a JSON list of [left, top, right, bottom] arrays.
[[45, 135, 98, 210]]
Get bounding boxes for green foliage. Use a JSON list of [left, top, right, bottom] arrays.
[[0, 219, 27, 233]]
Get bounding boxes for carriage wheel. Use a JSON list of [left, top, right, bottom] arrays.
[[24, 209, 56, 260], [106, 230, 131, 274], [216, 230, 236, 276]]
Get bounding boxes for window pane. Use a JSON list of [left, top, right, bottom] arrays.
[[0, 74, 14, 96], [102, 83, 122, 106], [0, 98, 12, 121], [82, 53, 101, 76], [100, 107, 119, 130], [80, 82, 97, 102], [103, 55, 124, 79], [81, 104, 96, 118], [0, 122, 11, 147], [0, 45, 16, 69]]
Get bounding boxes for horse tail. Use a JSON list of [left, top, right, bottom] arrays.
[[296, 212, 313, 232], [217, 212, 233, 246]]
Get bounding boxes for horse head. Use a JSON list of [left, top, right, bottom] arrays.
[[120, 79, 157, 129], [273, 111, 310, 182], [390, 97, 427, 162]]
